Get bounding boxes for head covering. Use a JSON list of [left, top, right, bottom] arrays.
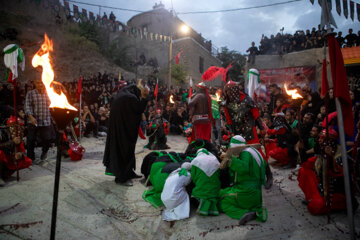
[[229, 135, 247, 148], [181, 162, 192, 170]]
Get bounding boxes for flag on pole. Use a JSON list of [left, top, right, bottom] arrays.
[[327, 34, 354, 136], [189, 77, 193, 98], [335, 0, 341, 15], [343, 0, 348, 19], [175, 51, 183, 65], [154, 78, 158, 97], [321, 59, 329, 97], [76, 76, 82, 100], [350, 1, 354, 21], [247, 68, 260, 100]]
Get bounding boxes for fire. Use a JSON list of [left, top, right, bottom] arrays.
[[216, 92, 221, 101], [284, 84, 303, 99], [170, 95, 175, 104], [32, 34, 77, 111]]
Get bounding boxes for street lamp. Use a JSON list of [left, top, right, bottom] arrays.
[[168, 24, 189, 89]]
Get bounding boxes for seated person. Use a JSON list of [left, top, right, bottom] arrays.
[[219, 135, 268, 224], [145, 109, 169, 150], [265, 113, 297, 167], [0, 116, 32, 186]]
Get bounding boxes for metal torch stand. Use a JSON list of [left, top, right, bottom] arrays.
[[50, 129, 64, 240]]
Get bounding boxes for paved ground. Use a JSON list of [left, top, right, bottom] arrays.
[[0, 135, 359, 240]]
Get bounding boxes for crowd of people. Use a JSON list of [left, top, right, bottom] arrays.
[[1, 68, 359, 225], [247, 27, 360, 59]]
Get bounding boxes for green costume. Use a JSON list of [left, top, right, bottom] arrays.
[[190, 149, 221, 216], [142, 161, 170, 208], [219, 147, 268, 222]]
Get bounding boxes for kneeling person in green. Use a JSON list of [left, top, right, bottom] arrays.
[[191, 148, 221, 216], [219, 135, 268, 224]]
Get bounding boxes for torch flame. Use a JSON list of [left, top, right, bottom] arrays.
[[216, 92, 221, 101], [170, 95, 175, 104], [32, 34, 77, 111], [284, 84, 303, 100]]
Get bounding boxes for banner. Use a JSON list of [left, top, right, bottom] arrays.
[[258, 66, 316, 101], [343, 0, 348, 19], [350, 1, 354, 21], [335, 0, 341, 15]]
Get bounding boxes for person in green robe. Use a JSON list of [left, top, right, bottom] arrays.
[[219, 135, 268, 224], [190, 148, 221, 216]]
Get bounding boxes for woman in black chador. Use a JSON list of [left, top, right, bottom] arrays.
[[103, 83, 148, 186]]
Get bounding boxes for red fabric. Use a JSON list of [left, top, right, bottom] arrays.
[[266, 127, 286, 135], [321, 111, 337, 128], [191, 122, 211, 142], [7, 70, 13, 83], [266, 142, 291, 165], [154, 82, 158, 97], [327, 34, 354, 136], [224, 107, 233, 125], [301, 156, 317, 169], [189, 87, 192, 98], [321, 59, 330, 97], [201, 66, 221, 81], [138, 126, 146, 139], [76, 76, 82, 100], [219, 62, 233, 82], [250, 107, 260, 120], [0, 149, 32, 171], [175, 51, 182, 65], [68, 148, 82, 161]]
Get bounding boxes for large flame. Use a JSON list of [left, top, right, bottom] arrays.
[[32, 34, 77, 111], [284, 84, 303, 100], [170, 95, 175, 104]]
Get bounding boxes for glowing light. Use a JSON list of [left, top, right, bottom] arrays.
[[32, 34, 77, 111], [216, 92, 221, 101], [284, 84, 303, 99], [170, 95, 175, 104], [180, 25, 189, 34]]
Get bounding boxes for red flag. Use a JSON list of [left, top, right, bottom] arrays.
[[175, 51, 182, 65], [138, 126, 146, 139], [154, 82, 158, 97], [189, 87, 192, 98], [76, 76, 82, 100], [327, 34, 354, 136], [321, 59, 329, 97]]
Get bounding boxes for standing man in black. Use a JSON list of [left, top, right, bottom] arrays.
[[103, 83, 149, 186]]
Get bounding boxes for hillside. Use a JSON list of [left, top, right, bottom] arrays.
[[0, 0, 135, 85]]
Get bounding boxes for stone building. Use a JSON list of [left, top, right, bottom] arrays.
[[126, 2, 222, 87]]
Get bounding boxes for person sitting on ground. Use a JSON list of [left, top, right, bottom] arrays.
[[219, 135, 268, 225], [145, 109, 169, 150], [0, 116, 32, 186], [82, 105, 98, 138]]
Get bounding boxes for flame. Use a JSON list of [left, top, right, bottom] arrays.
[[170, 95, 175, 104], [216, 92, 221, 101], [284, 84, 303, 100], [32, 34, 77, 111]]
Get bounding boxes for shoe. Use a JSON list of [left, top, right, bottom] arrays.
[[239, 212, 257, 225], [40, 152, 48, 161], [130, 171, 143, 179], [120, 180, 133, 186]]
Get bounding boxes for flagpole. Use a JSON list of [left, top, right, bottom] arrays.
[[322, 1, 355, 239], [79, 92, 82, 143]]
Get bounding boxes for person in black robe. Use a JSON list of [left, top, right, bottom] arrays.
[[103, 84, 148, 186]]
